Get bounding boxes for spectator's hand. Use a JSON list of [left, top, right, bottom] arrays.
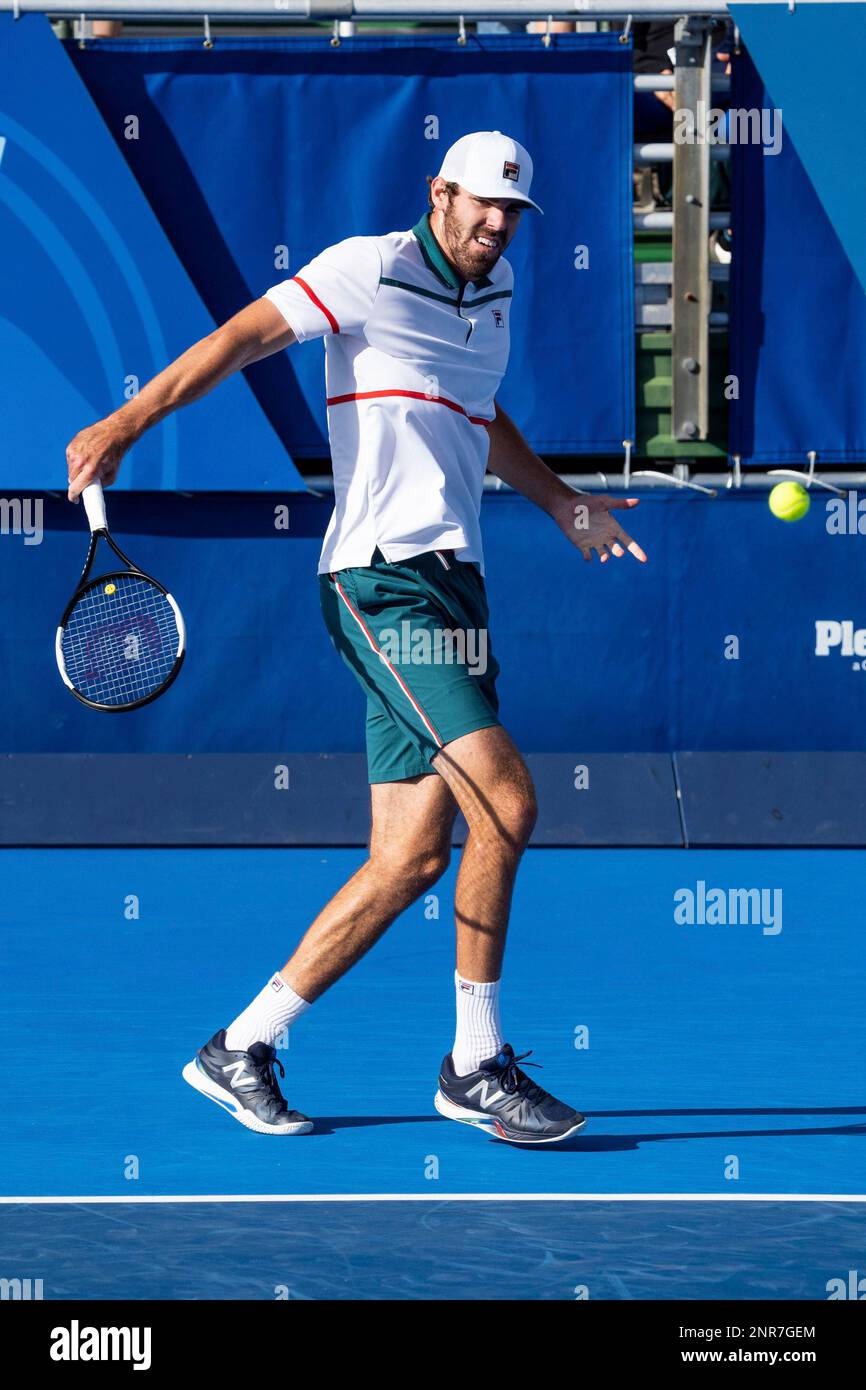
[[66, 414, 134, 502], [553, 493, 647, 565], [654, 67, 677, 112]]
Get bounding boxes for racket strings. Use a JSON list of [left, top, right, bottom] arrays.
[[60, 573, 181, 708]]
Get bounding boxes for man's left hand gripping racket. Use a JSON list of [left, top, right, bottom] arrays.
[[56, 482, 186, 712]]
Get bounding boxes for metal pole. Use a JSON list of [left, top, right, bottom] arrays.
[[635, 75, 731, 92], [671, 14, 713, 444], [298, 472, 866, 495], [635, 142, 729, 162]]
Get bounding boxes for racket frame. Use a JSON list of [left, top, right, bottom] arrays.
[[55, 508, 186, 713]]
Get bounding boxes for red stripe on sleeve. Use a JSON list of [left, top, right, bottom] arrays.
[[291, 276, 340, 334]]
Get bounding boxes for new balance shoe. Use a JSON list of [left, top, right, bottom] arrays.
[[182, 1029, 313, 1135], [435, 1043, 586, 1145]]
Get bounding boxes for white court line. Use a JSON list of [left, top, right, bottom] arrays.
[[1, 1193, 865, 1204]]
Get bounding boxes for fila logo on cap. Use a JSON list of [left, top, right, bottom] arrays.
[[503, 161, 520, 181]]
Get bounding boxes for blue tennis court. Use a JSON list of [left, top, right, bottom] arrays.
[[2, 847, 864, 1298]]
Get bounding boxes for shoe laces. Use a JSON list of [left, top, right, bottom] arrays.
[[494, 1049, 546, 1102], [248, 1050, 287, 1110]]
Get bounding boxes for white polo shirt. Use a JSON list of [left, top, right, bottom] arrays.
[[264, 212, 513, 575]]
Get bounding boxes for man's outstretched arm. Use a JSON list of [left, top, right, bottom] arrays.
[[66, 298, 296, 501], [484, 400, 647, 564]]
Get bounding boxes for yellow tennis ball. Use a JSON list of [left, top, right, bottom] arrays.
[[769, 481, 810, 522], [104, 582, 117, 595]]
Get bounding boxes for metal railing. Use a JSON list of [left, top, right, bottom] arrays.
[[3, 1, 754, 17]]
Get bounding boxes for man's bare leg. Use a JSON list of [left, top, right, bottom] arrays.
[[281, 773, 458, 1001], [433, 725, 537, 981], [183, 772, 459, 1134], [432, 726, 585, 1142]]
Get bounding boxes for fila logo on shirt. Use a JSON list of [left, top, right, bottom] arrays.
[[502, 160, 520, 181], [222, 1060, 256, 1089], [465, 1078, 507, 1109], [492, 309, 504, 328]]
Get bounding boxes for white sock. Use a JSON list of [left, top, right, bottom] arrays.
[[452, 971, 503, 1076], [224, 972, 310, 1052]]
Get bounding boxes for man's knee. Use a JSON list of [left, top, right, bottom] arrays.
[[370, 839, 452, 893], [500, 774, 538, 849], [471, 766, 537, 852], [435, 728, 537, 852]]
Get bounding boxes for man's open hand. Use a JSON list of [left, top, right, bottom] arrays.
[[552, 492, 648, 565]]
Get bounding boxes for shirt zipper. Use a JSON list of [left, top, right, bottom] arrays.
[[456, 281, 474, 344]]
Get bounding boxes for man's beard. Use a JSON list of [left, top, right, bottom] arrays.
[[440, 204, 503, 278]]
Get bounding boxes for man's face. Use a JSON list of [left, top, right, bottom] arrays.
[[432, 181, 524, 281]]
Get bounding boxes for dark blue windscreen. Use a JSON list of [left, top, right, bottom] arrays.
[[69, 33, 635, 460], [0, 14, 303, 492], [729, 48, 866, 465]]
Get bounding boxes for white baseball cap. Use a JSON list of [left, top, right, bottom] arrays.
[[437, 130, 543, 214]]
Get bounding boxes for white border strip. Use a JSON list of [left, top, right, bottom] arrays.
[[1, 1193, 864, 1205]]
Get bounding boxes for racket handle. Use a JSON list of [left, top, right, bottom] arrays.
[[82, 481, 108, 533]]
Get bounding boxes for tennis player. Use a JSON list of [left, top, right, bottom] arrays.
[[66, 131, 646, 1144]]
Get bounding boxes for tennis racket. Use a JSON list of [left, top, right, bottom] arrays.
[[56, 482, 186, 712]]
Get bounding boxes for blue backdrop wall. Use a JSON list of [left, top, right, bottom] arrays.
[[0, 14, 303, 492], [1, 20, 635, 484], [68, 31, 635, 460], [731, 1, 866, 296], [729, 48, 866, 466], [2, 491, 864, 754]]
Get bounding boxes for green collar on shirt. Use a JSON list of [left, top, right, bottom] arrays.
[[412, 211, 494, 292]]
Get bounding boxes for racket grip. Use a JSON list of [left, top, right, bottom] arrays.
[[82, 481, 108, 533]]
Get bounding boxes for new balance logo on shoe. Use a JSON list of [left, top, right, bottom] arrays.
[[465, 1078, 506, 1109], [221, 1060, 256, 1090]]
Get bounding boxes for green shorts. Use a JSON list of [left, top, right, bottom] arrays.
[[320, 548, 501, 783]]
